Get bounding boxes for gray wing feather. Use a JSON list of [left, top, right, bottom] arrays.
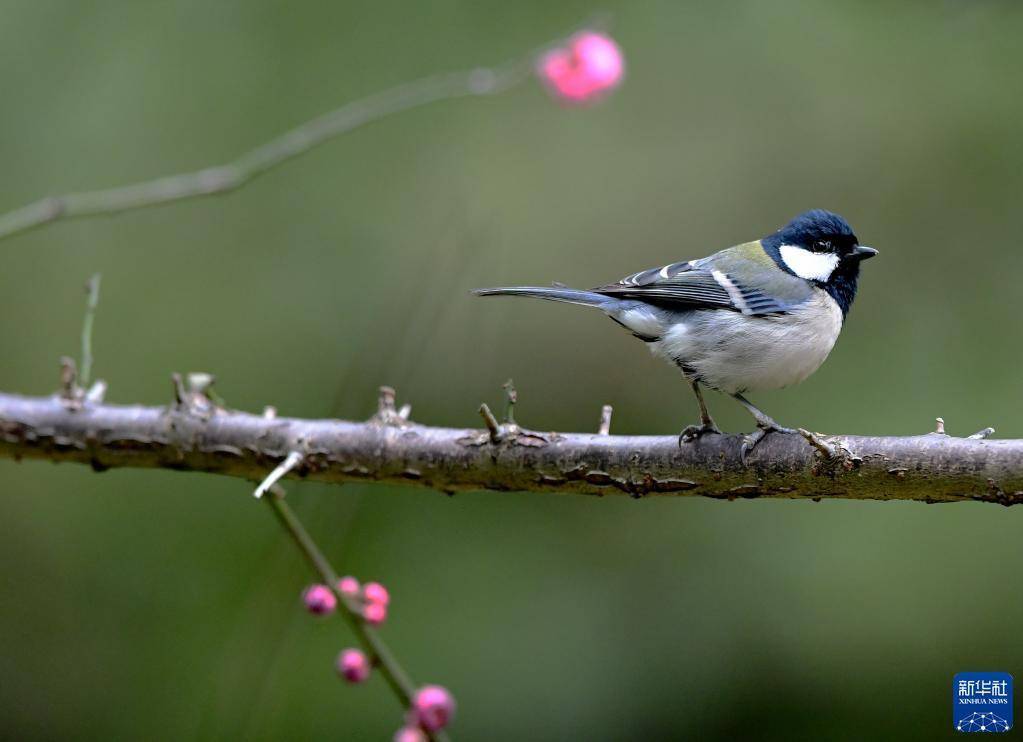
[[594, 259, 793, 315], [595, 261, 731, 306]]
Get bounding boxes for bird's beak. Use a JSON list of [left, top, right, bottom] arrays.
[[851, 245, 878, 260]]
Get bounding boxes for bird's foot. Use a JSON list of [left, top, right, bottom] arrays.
[[678, 422, 722, 446], [740, 422, 796, 465]]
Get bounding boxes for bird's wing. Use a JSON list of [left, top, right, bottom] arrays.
[[593, 260, 735, 308], [593, 242, 813, 316]]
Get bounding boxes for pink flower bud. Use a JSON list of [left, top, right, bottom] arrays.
[[363, 601, 387, 626], [393, 727, 428, 742], [337, 576, 361, 598], [538, 30, 624, 104], [335, 648, 370, 684], [412, 685, 456, 732], [363, 581, 390, 607], [572, 32, 624, 88], [302, 584, 337, 615]]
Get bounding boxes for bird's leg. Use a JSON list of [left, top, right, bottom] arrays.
[[731, 392, 795, 463], [678, 381, 722, 445], [732, 392, 794, 432], [692, 382, 718, 429]]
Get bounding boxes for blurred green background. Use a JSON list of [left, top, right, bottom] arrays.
[[2, 1, 1022, 739]]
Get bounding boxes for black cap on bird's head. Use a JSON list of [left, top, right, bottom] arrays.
[[761, 209, 878, 316]]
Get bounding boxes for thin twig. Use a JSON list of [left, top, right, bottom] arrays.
[[79, 274, 101, 388], [597, 404, 612, 436], [0, 45, 549, 244], [253, 450, 304, 499], [264, 487, 449, 742]]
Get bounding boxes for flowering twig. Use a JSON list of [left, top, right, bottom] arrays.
[[263, 484, 450, 742], [0, 28, 614, 244]]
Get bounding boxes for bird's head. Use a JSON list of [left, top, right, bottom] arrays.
[[763, 209, 876, 283], [761, 209, 877, 315]]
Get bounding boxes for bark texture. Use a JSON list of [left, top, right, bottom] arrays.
[[1, 391, 1021, 505]]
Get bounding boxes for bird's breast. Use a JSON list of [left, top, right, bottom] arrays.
[[651, 289, 844, 393]]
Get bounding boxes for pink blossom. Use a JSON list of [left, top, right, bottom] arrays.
[[363, 601, 387, 626], [412, 685, 456, 732], [363, 581, 390, 607], [393, 727, 428, 742], [538, 31, 624, 104], [302, 584, 337, 615], [336, 648, 371, 684], [337, 576, 361, 598]]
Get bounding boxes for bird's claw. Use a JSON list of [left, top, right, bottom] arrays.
[[740, 423, 796, 465], [678, 422, 722, 446]]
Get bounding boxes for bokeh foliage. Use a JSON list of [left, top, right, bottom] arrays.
[[2, 2, 1022, 739]]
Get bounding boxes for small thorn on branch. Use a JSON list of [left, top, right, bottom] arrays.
[[59, 356, 78, 400], [189, 372, 223, 406], [479, 403, 501, 443], [798, 428, 840, 460], [191, 373, 225, 407], [372, 385, 410, 426], [968, 427, 995, 440], [598, 404, 613, 435], [934, 417, 946, 435], [263, 405, 278, 420], [171, 372, 187, 405], [502, 379, 517, 425], [171, 371, 218, 415], [85, 380, 107, 404], [378, 386, 396, 415], [187, 372, 215, 395], [254, 450, 304, 499]]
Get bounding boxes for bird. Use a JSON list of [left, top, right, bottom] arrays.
[[473, 209, 877, 461]]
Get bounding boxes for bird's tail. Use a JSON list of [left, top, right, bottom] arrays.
[[471, 286, 612, 308]]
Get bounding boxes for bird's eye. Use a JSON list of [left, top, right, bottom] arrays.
[[812, 240, 832, 253]]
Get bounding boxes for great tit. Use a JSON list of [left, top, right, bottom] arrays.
[[473, 209, 877, 460]]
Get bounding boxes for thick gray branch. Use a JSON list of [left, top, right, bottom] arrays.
[[1, 391, 1021, 505]]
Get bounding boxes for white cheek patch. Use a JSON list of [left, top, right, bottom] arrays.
[[779, 244, 840, 282]]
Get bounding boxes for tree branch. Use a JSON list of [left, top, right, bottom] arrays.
[[2, 388, 1020, 506]]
